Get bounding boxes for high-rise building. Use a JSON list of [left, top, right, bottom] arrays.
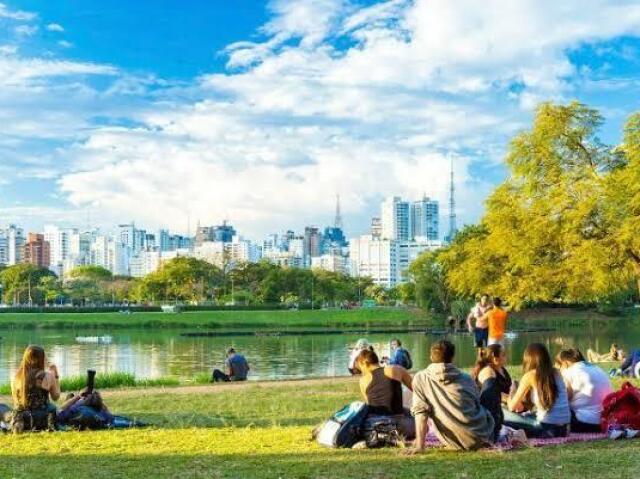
[[6, 225, 25, 265], [349, 235, 399, 288], [303, 226, 322, 263], [23, 233, 50, 268], [371, 217, 382, 239], [194, 221, 236, 246], [411, 195, 439, 240], [381, 196, 411, 241]]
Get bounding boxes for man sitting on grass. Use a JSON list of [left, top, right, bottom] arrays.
[[406, 339, 495, 453], [212, 348, 250, 382]]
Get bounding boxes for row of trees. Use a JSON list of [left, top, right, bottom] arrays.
[[0, 258, 383, 307], [408, 102, 640, 311]]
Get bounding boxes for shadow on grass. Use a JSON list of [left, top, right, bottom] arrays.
[[0, 444, 638, 479], [123, 412, 324, 429]]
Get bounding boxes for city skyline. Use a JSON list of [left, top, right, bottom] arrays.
[[2, 1, 640, 238]]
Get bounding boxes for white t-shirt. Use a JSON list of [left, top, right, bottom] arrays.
[[561, 361, 613, 425]]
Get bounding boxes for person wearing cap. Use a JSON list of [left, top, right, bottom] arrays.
[[212, 348, 250, 382]]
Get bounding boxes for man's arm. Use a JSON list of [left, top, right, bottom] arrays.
[[414, 414, 428, 451], [466, 312, 474, 332]]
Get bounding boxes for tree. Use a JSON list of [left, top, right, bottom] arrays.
[[408, 250, 454, 313], [0, 264, 56, 305], [441, 102, 632, 308], [66, 265, 113, 281], [138, 257, 224, 302]]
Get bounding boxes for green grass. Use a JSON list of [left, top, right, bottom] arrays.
[[0, 376, 638, 478], [0, 308, 428, 330]]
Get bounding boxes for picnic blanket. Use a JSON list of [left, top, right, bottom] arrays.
[[422, 432, 608, 451]]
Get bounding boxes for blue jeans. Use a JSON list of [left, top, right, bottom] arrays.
[[502, 409, 569, 438]]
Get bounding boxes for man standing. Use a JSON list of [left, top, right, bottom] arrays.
[[466, 294, 492, 352], [387, 339, 413, 370], [406, 340, 494, 452], [486, 297, 508, 346], [212, 348, 250, 382]]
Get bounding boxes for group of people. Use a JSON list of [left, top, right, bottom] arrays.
[[2, 345, 141, 433], [351, 338, 615, 451], [466, 294, 509, 352]]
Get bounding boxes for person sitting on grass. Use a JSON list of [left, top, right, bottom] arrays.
[[586, 344, 624, 364], [406, 339, 495, 453], [348, 338, 373, 375], [212, 348, 250, 382], [471, 344, 513, 440], [386, 339, 413, 370], [10, 345, 61, 433], [556, 348, 612, 433], [355, 349, 415, 439], [503, 343, 570, 438]]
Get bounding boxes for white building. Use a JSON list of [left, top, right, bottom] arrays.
[[311, 253, 349, 274], [349, 235, 399, 288], [397, 239, 444, 282], [0, 225, 25, 266], [90, 235, 131, 276], [267, 250, 305, 268], [381, 196, 411, 241], [194, 236, 260, 269]]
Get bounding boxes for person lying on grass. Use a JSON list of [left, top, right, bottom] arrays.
[[57, 389, 146, 430], [404, 339, 495, 453], [355, 349, 415, 440]]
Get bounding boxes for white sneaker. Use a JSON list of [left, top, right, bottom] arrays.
[[609, 429, 625, 440], [626, 429, 639, 439]]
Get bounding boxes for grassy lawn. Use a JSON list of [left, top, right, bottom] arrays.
[[0, 377, 638, 478], [0, 308, 429, 330]]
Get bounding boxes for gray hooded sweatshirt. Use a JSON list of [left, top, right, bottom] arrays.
[[411, 363, 495, 450]]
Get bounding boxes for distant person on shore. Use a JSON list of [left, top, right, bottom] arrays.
[[485, 297, 508, 346], [611, 348, 640, 377], [466, 294, 493, 353], [586, 344, 624, 363], [11, 345, 61, 432], [406, 339, 495, 453], [355, 349, 415, 439], [556, 348, 612, 433], [349, 339, 373, 375], [471, 344, 513, 440], [503, 343, 570, 438], [212, 348, 250, 382], [387, 339, 413, 370]]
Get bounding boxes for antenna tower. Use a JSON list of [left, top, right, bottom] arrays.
[[448, 159, 457, 242], [334, 194, 343, 230]]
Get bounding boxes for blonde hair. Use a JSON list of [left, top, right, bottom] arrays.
[[13, 345, 45, 408]]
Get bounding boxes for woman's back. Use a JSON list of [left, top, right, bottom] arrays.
[[365, 367, 403, 415], [530, 371, 570, 425], [562, 361, 612, 424], [13, 369, 51, 411]]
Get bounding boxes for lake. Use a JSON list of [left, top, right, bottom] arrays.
[[0, 318, 636, 383]]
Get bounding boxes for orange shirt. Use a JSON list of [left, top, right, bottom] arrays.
[[488, 308, 508, 339]]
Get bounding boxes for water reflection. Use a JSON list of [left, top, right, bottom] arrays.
[[0, 320, 636, 383]]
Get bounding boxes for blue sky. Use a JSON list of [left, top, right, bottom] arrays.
[[1, 0, 640, 239]]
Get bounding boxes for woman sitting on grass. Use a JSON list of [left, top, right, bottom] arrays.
[[471, 344, 512, 440], [556, 348, 612, 433], [503, 343, 570, 438], [355, 349, 415, 439], [11, 345, 61, 432]]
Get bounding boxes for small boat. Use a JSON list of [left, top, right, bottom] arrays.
[[75, 336, 113, 344]]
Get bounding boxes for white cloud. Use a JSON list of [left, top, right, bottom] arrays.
[[5, 0, 640, 239], [46, 23, 64, 32], [0, 3, 35, 21], [14, 24, 38, 37], [57, 40, 73, 48]]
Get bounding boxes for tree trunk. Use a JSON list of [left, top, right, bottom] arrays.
[[628, 250, 640, 297]]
